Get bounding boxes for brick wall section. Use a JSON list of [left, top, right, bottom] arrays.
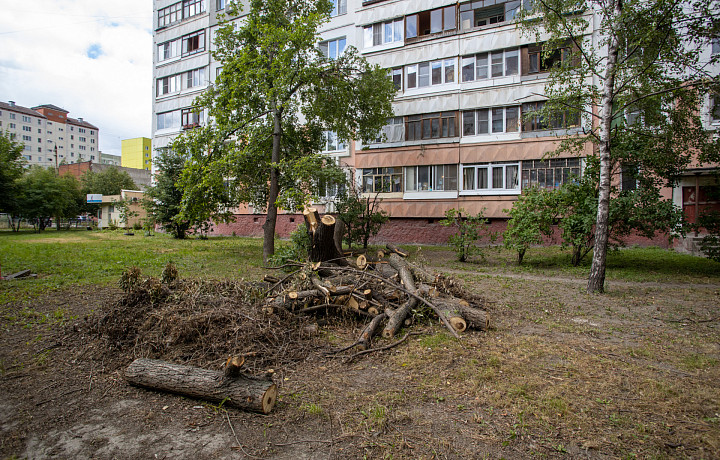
[[210, 214, 673, 248], [211, 214, 304, 238]]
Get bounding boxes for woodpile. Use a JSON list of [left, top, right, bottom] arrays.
[[263, 208, 490, 357]]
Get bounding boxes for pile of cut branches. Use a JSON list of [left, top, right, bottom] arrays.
[[261, 208, 491, 359]]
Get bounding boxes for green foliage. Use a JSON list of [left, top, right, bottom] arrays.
[[504, 159, 683, 267], [144, 148, 193, 239], [80, 166, 138, 214], [0, 131, 25, 215], [80, 167, 137, 196], [268, 223, 311, 268], [698, 209, 720, 263], [171, 0, 395, 260], [503, 188, 557, 264], [14, 167, 82, 231], [440, 208, 495, 262], [335, 184, 389, 249]]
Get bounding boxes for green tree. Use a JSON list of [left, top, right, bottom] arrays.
[[519, 0, 720, 292], [144, 148, 193, 239], [504, 159, 684, 267], [172, 0, 395, 261], [503, 188, 557, 264], [80, 166, 138, 214], [440, 208, 495, 262], [335, 184, 389, 250], [0, 132, 26, 220], [15, 167, 82, 231]]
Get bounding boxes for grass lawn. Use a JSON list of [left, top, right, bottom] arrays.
[[0, 229, 266, 304]]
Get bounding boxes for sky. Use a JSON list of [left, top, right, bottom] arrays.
[[0, 0, 153, 157]]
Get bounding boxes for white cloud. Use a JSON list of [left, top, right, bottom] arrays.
[[0, 0, 153, 156]]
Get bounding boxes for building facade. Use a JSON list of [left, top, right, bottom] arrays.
[[150, 0, 718, 242], [0, 101, 100, 167], [121, 137, 153, 170]]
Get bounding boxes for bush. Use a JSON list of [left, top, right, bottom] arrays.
[[440, 208, 495, 262], [268, 223, 311, 268]]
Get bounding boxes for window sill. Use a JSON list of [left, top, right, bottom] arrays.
[[404, 191, 458, 200], [460, 189, 520, 196]]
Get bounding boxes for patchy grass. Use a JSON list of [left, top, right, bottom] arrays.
[[410, 243, 720, 284], [0, 229, 265, 304]]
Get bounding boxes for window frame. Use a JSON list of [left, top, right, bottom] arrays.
[[520, 158, 581, 190], [461, 162, 520, 194], [405, 164, 458, 192], [181, 30, 206, 57], [362, 167, 403, 193], [405, 5, 457, 40], [319, 37, 347, 59]]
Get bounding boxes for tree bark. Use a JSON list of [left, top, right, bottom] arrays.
[[263, 107, 283, 263], [382, 253, 418, 338], [304, 209, 344, 263], [588, 0, 621, 294], [125, 358, 277, 414]]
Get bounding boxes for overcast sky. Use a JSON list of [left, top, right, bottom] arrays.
[[0, 0, 153, 156]]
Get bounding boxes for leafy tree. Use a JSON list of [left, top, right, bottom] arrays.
[[144, 148, 193, 239], [519, 0, 720, 292], [80, 167, 138, 196], [80, 166, 138, 214], [503, 158, 684, 266], [0, 131, 26, 228], [698, 209, 720, 263], [172, 0, 395, 261], [335, 184, 389, 250], [14, 167, 82, 231], [440, 208, 495, 262], [503, 188, 557, 264]]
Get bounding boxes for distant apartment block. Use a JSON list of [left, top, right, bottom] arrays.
[[121, 137, 153, 170], [100, 152, 122, 166], [0, 101, 99, 167]]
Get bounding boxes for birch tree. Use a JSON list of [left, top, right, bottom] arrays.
[[519, 0, 720, 292]]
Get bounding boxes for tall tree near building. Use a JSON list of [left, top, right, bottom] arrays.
[[0, 132, 25, 219], [171, 0, 395, 261], [519, 0, 720, 292], [143, 148, 194, 239]]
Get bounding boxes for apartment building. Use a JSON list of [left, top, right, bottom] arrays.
[[0, 101, 100, 168], [121, 137, 153, 170], [151, 0, 719, 241]]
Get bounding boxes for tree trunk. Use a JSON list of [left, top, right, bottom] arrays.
[[263, 108, 283, 263], [588, 0, 621, 294], [125, 358, 277, 414], [304, 208, 344, 263]]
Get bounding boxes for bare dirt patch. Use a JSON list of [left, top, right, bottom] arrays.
[[1, 252, 719, 459]]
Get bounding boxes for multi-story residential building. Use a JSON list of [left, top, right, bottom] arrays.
[[121, 137, 153, 170], [100, 152, 122, 166], [0, 101, 100, 167], [151, 0, 718, 243]]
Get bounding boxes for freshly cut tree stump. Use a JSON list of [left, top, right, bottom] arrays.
[[125, 358, 277, 414]]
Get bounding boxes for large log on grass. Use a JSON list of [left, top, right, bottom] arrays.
[[125, 358, 277, 414]]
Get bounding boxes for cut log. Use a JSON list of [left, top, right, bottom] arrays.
[[356, 254, 368, 270], [382, 253, 418, 338], [435, 300, 468, 333], [4, 269, 32, 280], [304, 209, 346, 264], [125, 358, 277, 414], [456, 304, 490, 331], [357, 313, 387, 350], [386, 243, 409, 258]]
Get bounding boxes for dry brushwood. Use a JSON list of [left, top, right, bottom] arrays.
[[94, 210, 491, 373]]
